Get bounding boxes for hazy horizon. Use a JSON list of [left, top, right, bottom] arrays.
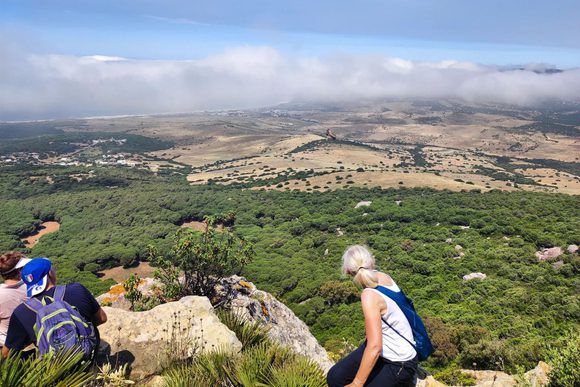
[[2, 0, 580, 121]]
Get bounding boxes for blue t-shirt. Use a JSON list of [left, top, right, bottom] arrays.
[[5, 283, 101, 351]]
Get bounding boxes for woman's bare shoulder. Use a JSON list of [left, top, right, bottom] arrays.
[[376, 271, 394, 286]]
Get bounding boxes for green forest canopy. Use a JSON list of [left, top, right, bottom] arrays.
[[0, 164, 578, 372]]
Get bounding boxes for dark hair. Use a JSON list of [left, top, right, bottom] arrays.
[[0, 251, 26, 281]]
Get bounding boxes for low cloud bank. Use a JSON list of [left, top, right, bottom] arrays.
[[1, 44, 579, 120]]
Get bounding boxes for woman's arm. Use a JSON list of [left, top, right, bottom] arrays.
[[346, 289, 384, 387]]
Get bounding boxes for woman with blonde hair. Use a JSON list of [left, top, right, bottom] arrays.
[[327, 245, 418, 387]]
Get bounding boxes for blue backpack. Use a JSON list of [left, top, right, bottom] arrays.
[[24, 285, 96, 360], [375, 285, 433, 361]]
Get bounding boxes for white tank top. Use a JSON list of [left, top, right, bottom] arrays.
[[367, 282, 417, 362]]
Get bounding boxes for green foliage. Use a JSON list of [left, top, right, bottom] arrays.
[[149, 215, 254, 300], [0, 165, 578, 372], [163, 343, 325, 387], [0, 349, 91, 387], [123, 273, 142, 311], [433, 368, 476, 386], [318, 280, 359, 306], [545, 330, 580, 387], [217, 309, 271, 349]]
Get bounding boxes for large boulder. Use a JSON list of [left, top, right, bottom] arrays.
[[217, 276, 334, 372], [97, 296, 241, 379]]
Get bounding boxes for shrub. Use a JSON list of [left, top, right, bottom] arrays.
[[216, 309, 271, 349], [546, 330, 580, 387], [0, 349, 92, 386], [433, 368, 476, 386], [149, 214, 254, 300]]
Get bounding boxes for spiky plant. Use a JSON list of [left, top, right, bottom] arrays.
[[0, 349, 92, 387], [266, 356, 327, 387], [217, 308, 271, 349]]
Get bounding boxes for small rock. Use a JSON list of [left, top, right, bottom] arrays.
[[435, 223, 440, 226], [362, 213, 368, 217], [463, 272, 486, 281], [415, 375, 446, 387], [503, 236, 510, 241], [552, 260, 564, 269], [445, 238, 453, 243], [355, 201, 372, 208], [324, 248, 329, 256], [455, 245, 463, 251], [535, 247, 563, 261], [567, 244, 578, 254], [460, 225, 470, 230], [336, 227, 344, 237], [395, 200, 402, 206]]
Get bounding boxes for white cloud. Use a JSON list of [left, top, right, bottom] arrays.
[[1, 43, 579, 120]]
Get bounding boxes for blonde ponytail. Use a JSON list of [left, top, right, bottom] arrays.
[[342, 245, 378, 288]]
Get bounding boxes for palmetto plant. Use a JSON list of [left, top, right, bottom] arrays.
[[163, 310, 326, 387], [0, 349, 92, 387]]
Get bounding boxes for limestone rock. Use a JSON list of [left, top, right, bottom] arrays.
[[97, 277, 160, 310], [454, 245, 463, 251], [218, 276, 334, 372], [415, 375, 446, 386], [463, 272, 486, 281], [445, 238, 453, 243], [567, 244, 578, 254], [461, 370, 516, 386], [336, 227, 344, 236], [535, 247, 563, 261], [552, 260, 564, 269], [97, 296, 241, 379], [524, 361, 551, 387], [142, 375, 166, 387], [355, 201, 372, 208]]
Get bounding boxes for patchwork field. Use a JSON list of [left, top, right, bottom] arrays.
[[3, 99, 579, 194]]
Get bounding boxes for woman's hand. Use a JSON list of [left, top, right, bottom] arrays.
[[345, 378, 365, 387]]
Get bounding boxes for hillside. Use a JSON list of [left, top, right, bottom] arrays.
[[0, 164, 578, 375]]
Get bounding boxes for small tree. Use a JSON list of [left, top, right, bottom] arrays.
[[149, 213, 254, 301]]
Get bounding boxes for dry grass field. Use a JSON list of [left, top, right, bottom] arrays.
[[44, 99, 579, 194]]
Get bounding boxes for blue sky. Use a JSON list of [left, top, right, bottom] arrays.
[[2, 0, 580, 66]]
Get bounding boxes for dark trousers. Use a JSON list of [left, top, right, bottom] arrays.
[[327, 343, 417, 387]]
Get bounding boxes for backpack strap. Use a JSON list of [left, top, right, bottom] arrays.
[[53, 285, 66, 301], [380, 315, 418, 353], [23, 297, 45, 314], [373, 286, 418, 353]]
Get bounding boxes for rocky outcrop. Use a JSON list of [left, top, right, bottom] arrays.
[[97, 296, 241, 379], [216, 276, 334, 371], [355, 201, 372, 208], [535, 247, 563, 261], [463, 272, 486, 281], [415, 375, 446, 386], [567, 244, 578, 254], [461, 370, 516, 386], [97, 275, 333, 373], [524, 361, 552, 387]]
